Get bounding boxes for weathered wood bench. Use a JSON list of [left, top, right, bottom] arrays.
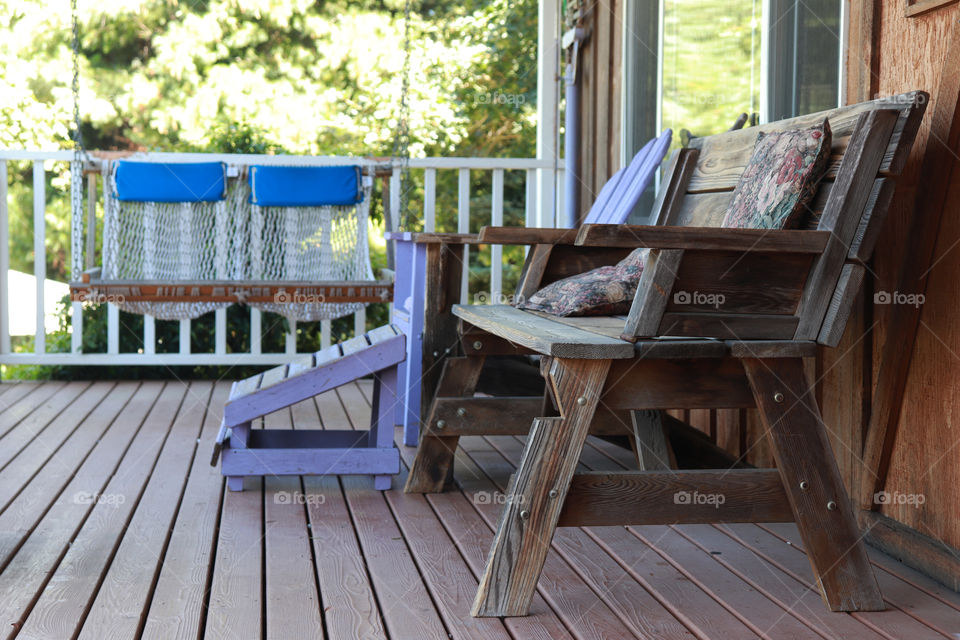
[[412, 92, 928, 616], [212, 325, 404, 490]]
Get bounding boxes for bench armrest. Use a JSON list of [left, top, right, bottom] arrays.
[[575, 224, 830, 253], [385, 231, 482, 245], [477, 226, 580, 245]]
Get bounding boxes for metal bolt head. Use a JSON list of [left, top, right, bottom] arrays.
[[473, 340, 483, 350], [799, 481, 809, 490], [456, 407, 467, 417], [548, 489, 558, 499], [577, 396, 587, 406], [826, 500, 838, 511], [519, 510, 530, 520], [432, 350, 440, 357], [773, 392, 785, 403], [436, 419, 446, 430]]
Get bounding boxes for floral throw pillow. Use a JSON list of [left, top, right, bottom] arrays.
[[722, 119, 832, 230], [517, 248, 649, 317]]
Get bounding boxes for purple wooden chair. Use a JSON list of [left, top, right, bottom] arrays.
[[213, 325, 404, 491], [392, 129, 672, 446]]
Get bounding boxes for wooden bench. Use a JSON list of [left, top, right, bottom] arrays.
[[412, 92, 928, 616], [212, 324, 405, 490]]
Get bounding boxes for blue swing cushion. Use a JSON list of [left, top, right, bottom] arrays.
[[114, 161, 227, 202], [249, 165, 363, 207]]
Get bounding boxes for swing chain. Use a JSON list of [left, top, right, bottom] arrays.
[[390, 0, 414, 230], [69, 0, 89, 280]]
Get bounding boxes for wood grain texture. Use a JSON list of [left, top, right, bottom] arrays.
[[0, 383, 154, 640], [556, 470, 792, 526], [630, 526, 824, 640], [304, 475, 387, 640], [478, 226, 579, 245], [515, 243, 553, 301], [676, 524, 890, 640], [575, 225, 830, 253], [405, 355, 485, 493], [15, 383, 188, 640], [817, 263, 866, 347], [630, 410, 675, 470], [848, 178, 896, 261], [142, 382, 232, 640], [452, 304, 634, 359], [623, 249, 684, 339], [861, 8, 960, 528], [341, 476, 449, 640], [795, 109, 899, 339], [743, 358, 884, 611], [603, 357, 756, 409], [732, 523, 949, 640], [77, 382, 216, 640], [653, 148, 699, 225], [686, 93, 924, 192], [472, 358, 610, 617]]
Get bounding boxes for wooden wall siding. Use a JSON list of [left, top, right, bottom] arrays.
[[576, 0, 622, 222], [873, 3, 960, 549]]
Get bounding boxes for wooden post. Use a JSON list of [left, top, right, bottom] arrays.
[[743, 358, 883, 611], [404, 355, 485, 493], [472, 357, 610, 617]]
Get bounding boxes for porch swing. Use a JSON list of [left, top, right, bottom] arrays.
[[74, 159, 385, 321]]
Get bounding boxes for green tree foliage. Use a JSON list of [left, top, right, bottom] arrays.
[[1, 0, 538, 378]]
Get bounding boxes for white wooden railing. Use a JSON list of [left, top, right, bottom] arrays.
[[0, 150, 563, 366]]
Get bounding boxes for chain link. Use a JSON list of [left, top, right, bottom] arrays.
[[390, 0, 413, 230], [70, 0, 88, 280]]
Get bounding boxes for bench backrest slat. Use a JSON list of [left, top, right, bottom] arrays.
[[630, 92, 927, 345]]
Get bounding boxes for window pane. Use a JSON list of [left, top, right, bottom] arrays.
[[661, 0, 763, 144]]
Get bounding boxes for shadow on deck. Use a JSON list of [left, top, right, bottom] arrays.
[[0, 379, 956, 639]]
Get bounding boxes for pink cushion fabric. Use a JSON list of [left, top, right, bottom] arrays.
[[722, 119, 832, 230], [517, 248, 648, 317]]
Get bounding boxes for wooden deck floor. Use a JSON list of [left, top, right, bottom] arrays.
[[0, 379, 957, 640]]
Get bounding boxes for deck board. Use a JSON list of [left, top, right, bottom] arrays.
[[16, 382, 185, 640], [0, 379, 955, 640]]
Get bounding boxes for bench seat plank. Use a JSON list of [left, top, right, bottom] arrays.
[[452, 305, 635, 359]]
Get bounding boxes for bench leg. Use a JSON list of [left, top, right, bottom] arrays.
[[226, 422, 251, 492], [472, 358, 610, 617], [370, 366, 400, 491], [405, 356, 485, 493], [743, 358, 884, 611]]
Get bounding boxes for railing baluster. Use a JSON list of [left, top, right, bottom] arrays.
[[285, 320, 297, 354], [423, 168, 436, 232], [143, 315, 155, 355], [71, 302, 83, 354], [179, 318, 191, 355], [0, 160, 9, 355], [321, 319, 331, 350], [215, 308, 227, 355], [525, 168, 537, 228], [108, 304, 119, 355], [458, 168, 470, 304], [354, 308, 366, 337], [491, 169, 504, 304], [33, 161, 46, 354], [250, 308, 261, 355]]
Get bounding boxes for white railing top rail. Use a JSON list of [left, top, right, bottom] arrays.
[[0, 149, 562, 170]]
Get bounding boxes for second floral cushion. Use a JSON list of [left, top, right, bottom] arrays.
[[722, 119, 832, 230]]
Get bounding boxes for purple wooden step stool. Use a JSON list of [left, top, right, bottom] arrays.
[[212, 324, 405, 491]]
